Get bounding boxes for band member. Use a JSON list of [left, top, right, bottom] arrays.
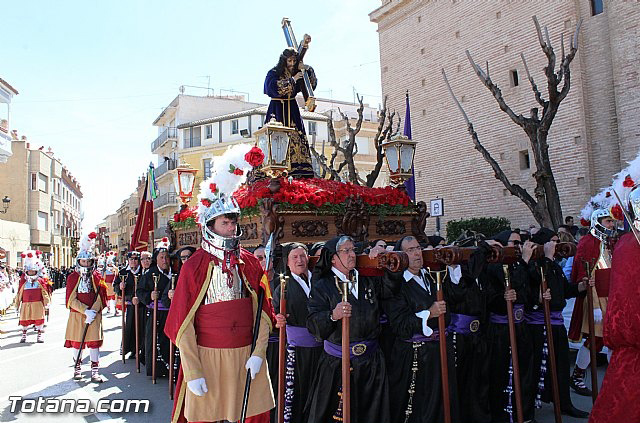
[[383, 236, 459, 423], [114, 251, 143, 361], [64, 232, 107, 382], [14, 250, 50, 343], [590, 185, 640, 423], [263, 48, 317, 178], [164, 144, 274, 423], [527, 228, 590, 418], [481, 230, 536, 423], [568, 208, 615, 395], [136, 237, 173, 378], [445, 240, 491, 423], [273, 242, 322, 423], [305, 235, 402, 423]]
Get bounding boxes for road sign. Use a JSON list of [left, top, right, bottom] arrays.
[[430, 198, 444, 217]]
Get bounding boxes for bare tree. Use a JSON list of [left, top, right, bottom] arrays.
[[309, 94, 400, 186], [442, 15, 582, 229]]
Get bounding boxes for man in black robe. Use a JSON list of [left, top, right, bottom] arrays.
[[305, 236, 402, 423], [445, 241, 491, 423], [384, 236, 460, 423], [272, 242, 323, 423], [481, 230, 536, 423], [526, 228, 590, 418], [114, 251, 143, 361], [135, 243, 173, 378]]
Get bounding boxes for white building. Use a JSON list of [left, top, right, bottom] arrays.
[[0, 78, 18, 163]]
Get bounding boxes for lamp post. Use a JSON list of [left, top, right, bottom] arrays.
[[381, 135, 417, 191], [0, 196, 10, 214], [173, 162, 198, 210], [254, 118, 294, 192]]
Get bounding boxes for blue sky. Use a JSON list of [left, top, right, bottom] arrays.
[[3, 0, 382, 231]]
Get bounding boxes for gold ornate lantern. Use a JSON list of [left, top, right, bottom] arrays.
[[254, 118, 295, 177], [382, 134, 417, 187], [173, 161, 198, 205]]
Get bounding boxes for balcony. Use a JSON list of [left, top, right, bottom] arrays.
[[155, 159, 177, 179], [151, 127, 178, 153], [153, 191, 178, 211]]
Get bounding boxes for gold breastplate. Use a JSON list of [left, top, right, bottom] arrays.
[[595, 242, 612, 270], [203, 265, 246, 304]]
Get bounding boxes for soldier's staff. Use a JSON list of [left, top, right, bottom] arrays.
[[277, 274, 289, 423], [539, 263, 562, 423], [169, 274, 176, 399], [502, 265, 524, 423], [134, 274, 140, 373], [431, 269, 451, 423], [151, 273, 159, 384], [583, 260, 599, 403]]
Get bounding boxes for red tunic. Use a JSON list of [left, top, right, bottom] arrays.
[[64, 271, 107, 349], [589, 233, 640, 423], [568, 233, 601, 341]]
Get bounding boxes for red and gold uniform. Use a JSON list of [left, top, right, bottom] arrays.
[[14, 275, 50, 339], [64, 270, 107, 349], [165, 247, 274, 423]]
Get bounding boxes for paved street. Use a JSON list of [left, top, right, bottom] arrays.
[[0, 288, 604, 423]]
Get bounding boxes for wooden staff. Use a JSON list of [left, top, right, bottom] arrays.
[[151, 273, 159, 384], [433, 270, 451, 423], [169, 274, 176, 399], [583, 261, 599, 403], [539, 264, 562, 423], [502, 265, 524, 423], [134, 274, 140, 373], [121, 274, 126, 364], [277, 274, 289, 423], [240, 288, 266, 422], [339, 277, 351, 423]]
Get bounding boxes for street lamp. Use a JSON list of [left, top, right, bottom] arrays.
[[0, 196, 10, 214], [254, 118, 294, 178], [173, 161, 198, 208], [381, 134, 417, 189]]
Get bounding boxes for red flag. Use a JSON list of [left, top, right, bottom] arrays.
[[130, 177, 154, 252]]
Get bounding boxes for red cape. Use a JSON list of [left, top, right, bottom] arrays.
[[65, 271, 107, 310], [568, 233, 601, 341], [589, 232, 640, 423]]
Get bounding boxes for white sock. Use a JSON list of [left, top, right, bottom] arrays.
[[72, 348, 82, 363], [109, 299, 116, 311], [576, 345, 591, 369], [35, 324, 43, 331], [89, 348, 100, 362]]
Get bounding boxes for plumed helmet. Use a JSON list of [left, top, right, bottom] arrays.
[[590, 208, 615, 242], [75, 232, 98, 275]]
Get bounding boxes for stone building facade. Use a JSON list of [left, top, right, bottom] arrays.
[[370, 0, 639, 232]]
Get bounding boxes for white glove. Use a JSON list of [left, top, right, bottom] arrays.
[[187, 378, 208, 396], [594, 309, 603, 323], [84, 309, 97, 324], [245, 355, 263, 380], [447, 265, 462, 285], [415, 310, 433, 337]]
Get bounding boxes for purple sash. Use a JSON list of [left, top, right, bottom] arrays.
[[324, 339, 378, 359], [490, 304, 525, 324], [379, 313, 389, 324], [286, 325, 322, 348], [448, 313, 481, 335], [403, 330, 444, 343], [268, 334, 279, 343], [524, 310, 564, 326], [146, 301, 169, 311]]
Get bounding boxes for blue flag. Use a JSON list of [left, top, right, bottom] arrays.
[[403, 91, 416, 201]]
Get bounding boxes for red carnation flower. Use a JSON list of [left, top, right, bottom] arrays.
[[623, 175, 635, 188], [27, 253, 33, 258], [605, 192, 611, 198], [162, 237, 168, 242], [233, 168, 244, 176], [201, 198, 212, 207], [209, 183, 217, 192], [611, 204, 624, 221], [580, 218, 590, 227], [245, 146, 265, 167], [21, 253, 25, 258], [88, 232, 97, 239]]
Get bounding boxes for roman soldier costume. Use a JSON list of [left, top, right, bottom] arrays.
[[14, 250, 50, 343]]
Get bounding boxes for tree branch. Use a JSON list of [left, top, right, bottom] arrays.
[[442, 68, 538, 210], [520, 53, 548, 108], [466, 50, 529, 128]]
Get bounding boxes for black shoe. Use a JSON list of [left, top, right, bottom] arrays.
[[562, 405, 589, 419]]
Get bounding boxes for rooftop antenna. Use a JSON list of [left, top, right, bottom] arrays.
[[199, 76, 213, 96]]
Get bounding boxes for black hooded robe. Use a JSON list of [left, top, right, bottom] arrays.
[[114, 266, 145, 361]]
